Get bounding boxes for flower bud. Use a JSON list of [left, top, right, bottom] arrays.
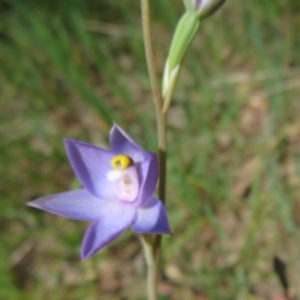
[[183, 0, 226, 19], [162, 11, 199, 112]]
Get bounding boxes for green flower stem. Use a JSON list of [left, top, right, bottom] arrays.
[[140, 1, 167, 300], [140, 3, 199, 300], [140, 0, 163, 112], [140, 234, 157, 300]]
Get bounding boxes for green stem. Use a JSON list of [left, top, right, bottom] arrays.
[[140, 0, 162, 112], [139, 234, 158, 300], [140, 1, 167, 300]]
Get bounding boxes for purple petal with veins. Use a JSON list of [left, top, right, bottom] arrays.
[[64, 139, 116, 200], [109, 124, 145, 163], [136, 152, 158, 206], [132, 197, 171, 234], [27, 189, 105, 221], [81, 201, 136, 260]]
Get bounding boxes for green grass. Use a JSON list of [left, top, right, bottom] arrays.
[[1, 0, 300, 299]]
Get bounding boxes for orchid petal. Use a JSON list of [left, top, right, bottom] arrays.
[[81, 202, 136, 260], [136, 152, 158, 206], [64, 139, 115, 200], [109, 124, 145, 163], [27, 189, 104, 221], [131, 197, 171, 234]]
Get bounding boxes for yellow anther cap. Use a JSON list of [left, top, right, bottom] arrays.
[[111, 154, 132, 170]]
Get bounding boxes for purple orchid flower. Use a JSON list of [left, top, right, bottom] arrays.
[[28, 124, 171, 260]]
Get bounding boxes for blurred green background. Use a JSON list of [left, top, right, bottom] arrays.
[[1, 0, 300, 299]]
